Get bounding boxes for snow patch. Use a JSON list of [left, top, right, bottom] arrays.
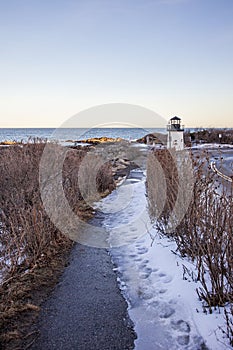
[[96, 171, 229, 349]]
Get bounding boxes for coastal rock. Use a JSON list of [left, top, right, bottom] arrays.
[[111, 157, 139, 183], [0, 140, 19, 145], [75, 137, 124, 145], [136, 133, 166, 145]]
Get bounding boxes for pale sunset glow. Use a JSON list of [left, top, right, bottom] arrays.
[[0, 0, 232, 128]]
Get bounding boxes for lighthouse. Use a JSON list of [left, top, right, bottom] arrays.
[[167, 116, 184, 151]]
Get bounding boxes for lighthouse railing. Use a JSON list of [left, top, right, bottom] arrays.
[[167, 124, 184, 131]]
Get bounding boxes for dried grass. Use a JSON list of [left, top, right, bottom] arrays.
[[147, 147, 233, 347], [0, 139, 115, 349]]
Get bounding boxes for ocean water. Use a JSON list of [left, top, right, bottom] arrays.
[[0, 128, 166, 143]]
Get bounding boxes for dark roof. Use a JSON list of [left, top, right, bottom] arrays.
[[170, 116, 181, 121]]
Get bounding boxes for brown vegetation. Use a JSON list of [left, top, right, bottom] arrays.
[[0, 140, 20, 146], [185, 128, 233, 145], [77, 136, 123, 145], [136, 132, 167, 145], [147, 148, 233, 347], [0, 140, 115, 349]]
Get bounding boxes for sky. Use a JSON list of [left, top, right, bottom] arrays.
[[0, 0, 233, 128]]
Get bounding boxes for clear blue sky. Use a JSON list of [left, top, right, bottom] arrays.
[[0, 0, 233, 128]]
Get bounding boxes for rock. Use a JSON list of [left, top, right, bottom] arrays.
[[118, 159, 130, 166], [136, 133, 166, 145], [0, 140, 18, 145], [76, 137, 124, 145]]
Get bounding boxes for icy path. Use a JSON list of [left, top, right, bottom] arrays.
[[94, 169, 227, 350]]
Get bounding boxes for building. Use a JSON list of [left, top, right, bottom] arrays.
[[167, 116, 184, 151]]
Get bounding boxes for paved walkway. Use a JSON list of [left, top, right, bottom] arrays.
[[211, 161, 233, 183], [31, 243, 136, 350]]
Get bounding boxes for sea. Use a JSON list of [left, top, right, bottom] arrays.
[[0, 128, 167, 144]]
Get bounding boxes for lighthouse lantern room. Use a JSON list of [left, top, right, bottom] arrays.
[[167, 116, 184, 151]]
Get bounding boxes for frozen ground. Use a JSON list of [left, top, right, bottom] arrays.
[[94, 169, 230, 350], [191, 143, 233, 150]]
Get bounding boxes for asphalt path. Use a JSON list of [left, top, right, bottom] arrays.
[[208, 148, 233, 177], [207, 148, 233, 194], [31, 243, 136, 350], [192, 147, 233, 193]]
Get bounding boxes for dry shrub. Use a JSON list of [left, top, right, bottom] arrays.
[[146, 149, 178, 228], [0, 141, 70, 277], [0, 140, 115, 348], [146, 148, 194, 237], [0, 141, 115, 279], [147, 148, 233, 346], [186, 128, 233, 145]]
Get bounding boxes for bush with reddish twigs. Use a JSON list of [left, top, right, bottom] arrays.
[[0, 141, 114, 280], [185, 128, 233, 145], [147, 147, 233, 347], [0, 140, 115, 348]]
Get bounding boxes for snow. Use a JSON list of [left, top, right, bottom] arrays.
[[0, 236, 26, 286], [120, 233, 226, 350], [95, 171, 150, 247], [94, 170, 230, 349], [190, 143, 233, 150]]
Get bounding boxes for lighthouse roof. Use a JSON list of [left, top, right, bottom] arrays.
[[170, 116, 181, 121]]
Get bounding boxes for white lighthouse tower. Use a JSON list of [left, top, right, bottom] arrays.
[[167, 116, 184, 151]]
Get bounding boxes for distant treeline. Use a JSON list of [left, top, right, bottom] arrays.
[[185, 128, 233, 145]]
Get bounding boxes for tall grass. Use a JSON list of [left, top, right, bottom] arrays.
[[0, 140, 114, 281], [0, 140, 115, 348], [147, 148, 233, 346]]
